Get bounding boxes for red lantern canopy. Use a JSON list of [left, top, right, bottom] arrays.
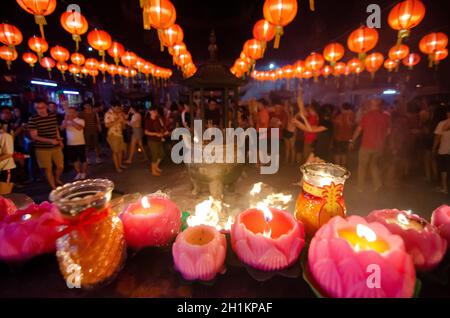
[[0, 23, 23, 49], [16, 0, 56, 39], [0, 46, 18, 69], [60, 10, 88, 51], [365, 53, 384, 77], [419, 33, 448, 67], [107, 41, 125, 66], [402, 53, 421, 70], [160, 24, 184, 49], [85, 58, 99, 70], [388, 44, 410, 61], [347, 26, 379, 60], [121, 51, 137, 68], [253, 19, 276, 43], [263, 0, 298, 49], [388, 0, 426, 44], [70, 52, 85, 66], [50, 45, 70, 63], [323, 43, 345, 66], [28, 36, 48, 60], [87, 29, 112, 59], [23, 52, 38, 68], [39, 56, 55, 78], [56, 62, 68, 80], [243, 39, 265, 61]]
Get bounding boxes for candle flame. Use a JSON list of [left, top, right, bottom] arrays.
[[397, 213, 410, 226], [187, 197, 233, 231], [141, 196, 151, 209], [250, 182, 263, 196], [356, 224, 377, 242]]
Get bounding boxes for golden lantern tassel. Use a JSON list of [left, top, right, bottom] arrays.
[[62, 72, 66, 81], [103, 73, 106, 83], [309, 0, 315, 11], [158, 29, 164, 52], [47, 69, 52, 79], [115, 57, 119, 66], [92, 75, 96, 84], [6, 61, 11, 70], [35, 15, 47, 39], [73, 35, 81, 52], [428, 55, 434, 68], [274, 26, 283, 49]]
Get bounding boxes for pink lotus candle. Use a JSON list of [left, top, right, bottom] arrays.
[[308, 215, 416, 298], [0, 202, 64, 263], [172, 225, 227, 281], [231, 205, 305, 271], [121, 195, 181, 249], [367, 209, 447, 271], [0, 196, 17, 221], [431, 205, 450, 246]]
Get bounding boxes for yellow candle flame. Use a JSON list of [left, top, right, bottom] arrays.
[[141, 196, 151, 209]]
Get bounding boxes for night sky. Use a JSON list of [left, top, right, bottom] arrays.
[[1, 0, 450, 81]]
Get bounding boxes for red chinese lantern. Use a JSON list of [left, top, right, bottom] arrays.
[[107, 41, 125, 66], [302, 69, 313, 80], [253, 19, 276, 43], [23, 52, 38, 68], [28, 36, 48, 60], [419, 33, 448, 67], [384, 58, 398, 72], [305, 52, 325, 81], [70, 52, 85, 66], [98, 61, 108, 73], [40, 56, 55, 78], [322, 65, 333, 78], [323, 43, 345, 66], [294, 60, 305, 78], [87, 29, 112, 60], [69, 64, 80, 77], [121, 51, 137, 68], [89, 69, 99, 83], [56, 62, 68, 80], [263, 0, 298, 49], [282, 65, 295, 79], [107, 64, 118, 83], [431, 48, 448, 65], [0, 46, 18, 69], [160, 24, 184, 49], [85, 58, 99, 70], [243, 39, 265, 61], [347, 58, 364, 74], [142, 0, 176, 30], [347, 26, 379, 60], [389, 44, 410, 61], [175, 52, 192, 68], [169, 42, 187, 56], [402, 53, 421, 70], [142, 62, 154, 83], [365, 53, 384, 78], [60, 10, 89, 51], [333, 62, 346, 76], [0, 23, 23, 49], [16, 0, 56, 39], [81, 66, 89, 78], [388, 0, 426, 44], [134, 58, 145, 73], [50, 45, 70, 63]]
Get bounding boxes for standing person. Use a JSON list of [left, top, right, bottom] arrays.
[[181, 103, 191, 129], [303, 104, 319, 162], [28, 99, 64, 190], [333, 103, 355, 166], [283, 103, 297, 164], [314, 104, 334, 162], [125, 106, 147, 164], [79, 102, 103, 164], [433, 105, 450, 194], [0, 122, 16, 195], [350, 99, 391, 193], [61, 107, 87, 180], [145, 107, 166, 176], [105, 101, 127, 173]]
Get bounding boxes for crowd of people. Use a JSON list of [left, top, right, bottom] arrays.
[[0, 93, 449, 196]]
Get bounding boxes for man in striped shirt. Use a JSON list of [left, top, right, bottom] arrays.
[[28, 99, 64, 189]]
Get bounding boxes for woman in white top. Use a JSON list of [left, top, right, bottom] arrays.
[[0, 122, 16, 194], [124, 106, 147, 164]]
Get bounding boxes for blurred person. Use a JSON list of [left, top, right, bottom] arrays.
[[105, 101, 127, 173], [181, 103, 191, 129], [283, 102, 296, 164], [433, 105, 450, 194], [145, 107, 166, 176], [303, 104, 319, 161], [0, 122, 16, 194], [125, 106, 147, 164], [314, 104, 334, 162], [333, 103, 355, 166], [79, 102, 103, 164]]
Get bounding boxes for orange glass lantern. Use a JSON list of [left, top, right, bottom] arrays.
[[160, 24, 184, 49], [0, 46, 18, 69], [40, 56, 55, 78], [402, 53, 421, 70], [87, 29, 112, 59], [70, 52, 85, 66], [305, 52, 325, 81], [50, 45, 70, 63], [0, 23, 23, 48], [347, 26, 379, 60], [23, 52, 38, 68], [107, 41, 125, 66], [323, 42, 345, 66], [431, 48, 448, 66], [85, 58, 99, 70], [419, 33, 448, 67], [253, 19, 276, 44], [388, 0, 426, 44], [56, 62, 68, 80], [389, 44, 410, 61], [16, 0, 56, 39], [28, 36, 48, 60], [365, 53, 384, 78], [263, 0, 298, 49], [243, 39, 265, 61], [121, 51, 137, 68], [60, 10, 88, 51]]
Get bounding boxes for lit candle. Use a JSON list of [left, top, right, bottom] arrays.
[[308, 216, 416, 298], [121, 195, 181, 249], [172, 225, 227, 281], [432, 205, 450, 246], [367, 209, 447, 270], [231, 206, 305, 271]]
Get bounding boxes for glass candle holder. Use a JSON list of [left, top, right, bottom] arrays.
[[295, 163, 350, 237], [50, 179, 126, 289]]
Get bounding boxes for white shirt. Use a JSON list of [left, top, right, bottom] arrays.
[[435, 119, 450, 155], [66, 117, 86, 146], [0, 132, 16, 171]]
